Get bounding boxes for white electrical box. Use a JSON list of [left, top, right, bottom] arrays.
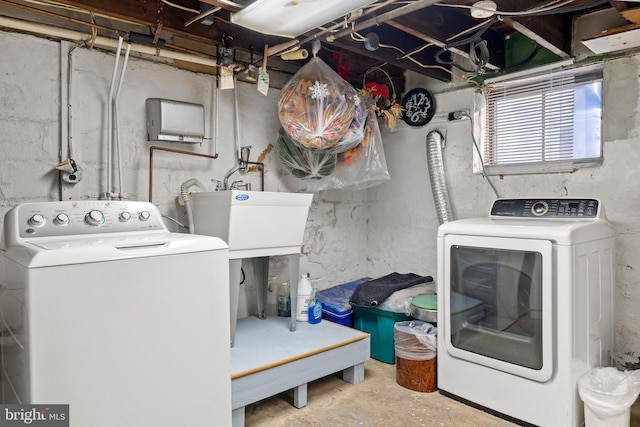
[[146, 98, 205, 143]]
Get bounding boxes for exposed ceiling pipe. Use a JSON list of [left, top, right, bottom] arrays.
[[0, 16, 220, 68], [326, 0, 440, 42]]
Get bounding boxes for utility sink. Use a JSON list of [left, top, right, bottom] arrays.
[[191, 190, 313, 346], [191, 190, 313, 259]]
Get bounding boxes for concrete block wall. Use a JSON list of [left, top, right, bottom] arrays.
[[2, 29, 639, 368], [370, 57, 640, 369], [0, 30, 370, 320]]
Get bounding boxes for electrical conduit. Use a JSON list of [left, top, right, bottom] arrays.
[[106, 36, 123, 199], [113, 41, 132, 199]]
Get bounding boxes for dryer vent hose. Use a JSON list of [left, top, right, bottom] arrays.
[[426, 130, 454, 224]]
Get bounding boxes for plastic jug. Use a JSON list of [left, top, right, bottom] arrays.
[[296, 273, 312, 321]]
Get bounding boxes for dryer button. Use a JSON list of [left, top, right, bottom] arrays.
[[531, 201, 549, 216]]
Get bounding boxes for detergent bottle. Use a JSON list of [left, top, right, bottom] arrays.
[[295, 273, 312, 321]]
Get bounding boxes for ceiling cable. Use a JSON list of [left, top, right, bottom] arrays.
[[432, 0, 575, 17], [300, 0, 399, 45]]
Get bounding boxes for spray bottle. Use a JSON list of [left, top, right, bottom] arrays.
[[308, 282, 322, 325]]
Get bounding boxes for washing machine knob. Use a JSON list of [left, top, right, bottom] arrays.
[[28, 213, 45, 227], [138, 211, 151, 221], [119, 212, 132, 222], [53, 213, 70, 225], [85, 210, 105, 226], [531, 201, 549, 216]]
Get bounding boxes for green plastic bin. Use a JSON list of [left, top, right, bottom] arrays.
[[352, 306, 413, 364]]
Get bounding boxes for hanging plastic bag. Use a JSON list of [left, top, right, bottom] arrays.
[[323, 98, 367, 154], [276, 128, 336, 179], [280, 108, 391, 192], [278, 56, 364, 151], [330, 107, 391, 191]]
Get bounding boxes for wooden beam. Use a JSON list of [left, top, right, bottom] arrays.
[[40, 0, 284, 50]]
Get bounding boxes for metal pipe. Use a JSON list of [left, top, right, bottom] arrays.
[[148, 146, 218, 203], [0, 0, 120, 35], [246, 161, 265, 191], [326, 0, 440, 42], [0, 16, 220, 68]]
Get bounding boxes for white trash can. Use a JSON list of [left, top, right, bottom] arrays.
[[578, 367, 640, 427]]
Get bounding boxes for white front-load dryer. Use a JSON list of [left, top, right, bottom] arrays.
[[437, 198, 615, 427]]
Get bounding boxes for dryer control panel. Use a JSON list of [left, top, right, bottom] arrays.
[[3, 200, 167, 242], [490, 198, 600, 218]]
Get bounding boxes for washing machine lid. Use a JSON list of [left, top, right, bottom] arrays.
[[1, 200, 228, 267], [1, 231, 228, 268], [438, 198, 615, 245]]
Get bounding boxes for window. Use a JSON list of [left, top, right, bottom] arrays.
[[480, 63, 603, 175]]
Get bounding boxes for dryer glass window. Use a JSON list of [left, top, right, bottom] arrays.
[[449, 245, 544, 370]]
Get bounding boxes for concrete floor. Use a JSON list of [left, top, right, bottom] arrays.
[[245, 359, 640, 427]]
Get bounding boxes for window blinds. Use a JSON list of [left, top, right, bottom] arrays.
[[482, 63, 603, 175]]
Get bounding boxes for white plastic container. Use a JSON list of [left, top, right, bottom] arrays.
[[578, 367, 640, 427], [296, 273, 312, 321]]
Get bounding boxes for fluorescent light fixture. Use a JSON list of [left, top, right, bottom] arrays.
[[231, 0, 378, 38]]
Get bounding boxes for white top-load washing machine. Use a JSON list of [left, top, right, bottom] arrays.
[[0, 200, 231, 427], [437, 198, 616, 427]]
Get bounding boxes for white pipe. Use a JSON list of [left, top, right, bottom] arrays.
[[106, 36, 123, 199], [113, 42, 132, 199], [233, 77, 241, 160], [0, 16, 220, 68], [212, 76, 219, 158], [67, 44, 78, 161]]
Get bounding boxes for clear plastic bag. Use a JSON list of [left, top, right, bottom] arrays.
[[276, 128, 336, 179], [394, 321, 437, 361], [288, 108, 390, 192], [578, 367, 640, 420], [278, 56, 364, 151], [377, 282, 436, 315]]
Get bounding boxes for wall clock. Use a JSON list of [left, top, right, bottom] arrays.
[[401, 88, 435, 127]]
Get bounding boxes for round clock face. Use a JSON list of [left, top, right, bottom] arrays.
[[401, 88, 435, 127]]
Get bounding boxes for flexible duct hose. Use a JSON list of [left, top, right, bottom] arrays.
[[180, 178, 207, 234], [426, 130, 454, 224]]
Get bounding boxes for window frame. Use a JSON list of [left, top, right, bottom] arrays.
[[477, 62, 604, 176]]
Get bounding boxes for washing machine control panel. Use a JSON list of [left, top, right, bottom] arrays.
[[6, 200, 167, 239], [490, 198, 600, 218]]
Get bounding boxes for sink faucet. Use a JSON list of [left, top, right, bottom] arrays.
[[222, 145, 251, 190]]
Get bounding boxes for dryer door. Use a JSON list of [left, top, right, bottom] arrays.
[[443, 234, 553, 382]]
